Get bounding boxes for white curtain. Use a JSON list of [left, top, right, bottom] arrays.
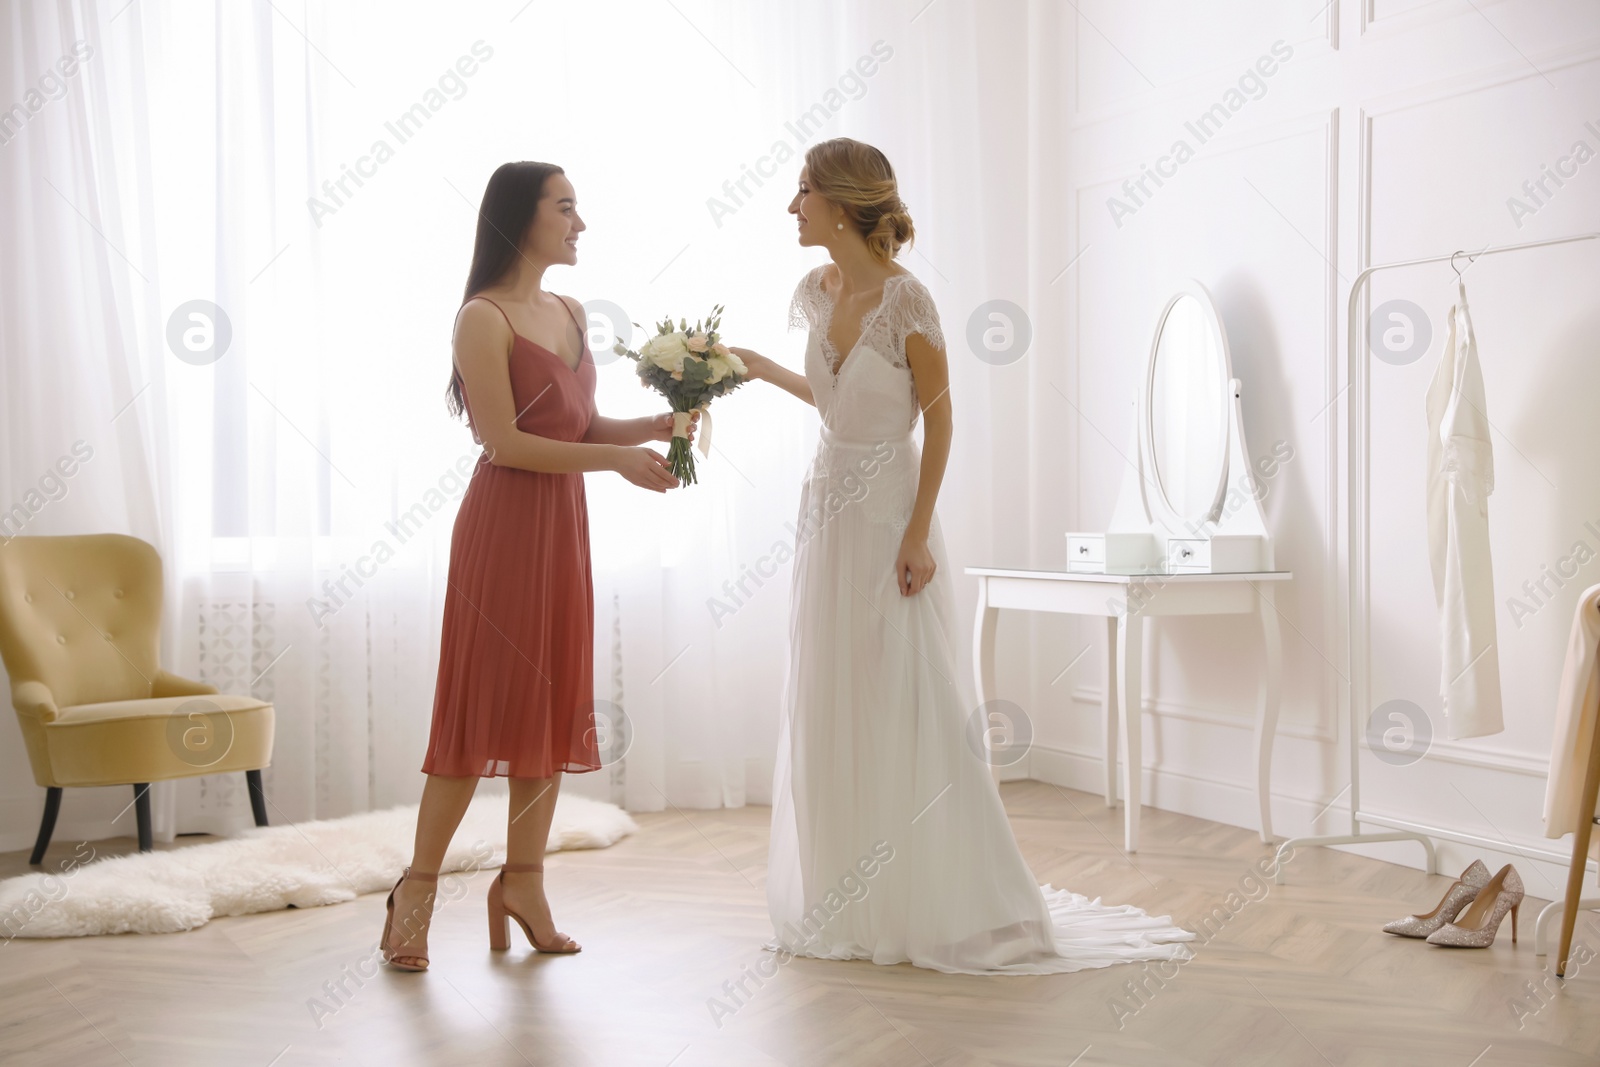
[[582, 0, 1038, 813], [150, 2, 444, 832], [0, 0, 179, 848], [1, 0, 1033, 846]]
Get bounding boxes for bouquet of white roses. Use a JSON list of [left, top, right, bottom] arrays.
[[614, 304, 747, 485]]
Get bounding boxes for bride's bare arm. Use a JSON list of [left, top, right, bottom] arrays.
[[904, 331, 951, 539], [454, 300, 677, 490], [729, 347, 814, 406], [895, 330, 951, 595]]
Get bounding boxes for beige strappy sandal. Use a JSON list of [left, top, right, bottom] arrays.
[[487, 862, 581, 954], [380, 867, 438, 971]]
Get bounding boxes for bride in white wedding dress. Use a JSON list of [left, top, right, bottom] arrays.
[[730, 138, 1193, 975]]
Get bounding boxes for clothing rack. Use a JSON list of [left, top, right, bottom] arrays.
[[1273, 232, 1600, 899]]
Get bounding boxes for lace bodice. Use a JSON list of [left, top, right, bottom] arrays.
[[788, 265, 945, 436]]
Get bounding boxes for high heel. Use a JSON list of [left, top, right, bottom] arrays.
[[1426, 864, 1524, 948], [1382, 859, 1492, 938], [381, 867, 438, 971], [487, 862, 581, 954]]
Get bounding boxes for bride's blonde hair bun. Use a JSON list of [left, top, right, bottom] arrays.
[[805, 137, 915, 263]]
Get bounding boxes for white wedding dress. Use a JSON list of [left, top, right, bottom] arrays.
[[766, 265, 1195, 975]]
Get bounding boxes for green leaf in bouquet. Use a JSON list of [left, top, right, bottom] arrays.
[[682, 357, 711, 385]]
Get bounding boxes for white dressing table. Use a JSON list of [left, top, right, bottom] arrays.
[[972, 278, 1291, 852], [967, 564, 1291, 853]]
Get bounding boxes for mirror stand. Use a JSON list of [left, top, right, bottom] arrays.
[[1067, 280, 1273, 574]]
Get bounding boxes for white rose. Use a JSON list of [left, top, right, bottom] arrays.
[[642, 332, 689, 374], [720, 347, 747, 377]]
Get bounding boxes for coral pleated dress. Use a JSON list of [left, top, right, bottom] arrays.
[[422, 296, 602, 778]]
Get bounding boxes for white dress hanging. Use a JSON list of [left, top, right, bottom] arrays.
[[1424, 280, 1504, 740]]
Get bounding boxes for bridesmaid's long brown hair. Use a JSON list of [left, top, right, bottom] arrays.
[[448, 160, 566, 418]]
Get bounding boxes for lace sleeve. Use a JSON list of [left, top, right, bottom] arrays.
[[788, 267, 818, 331], [885, 275, 946, 364]]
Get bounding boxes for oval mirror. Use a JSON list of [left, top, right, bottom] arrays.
[[1147, 287, 1230, 527]]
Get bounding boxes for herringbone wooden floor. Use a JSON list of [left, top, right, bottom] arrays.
[[2, 781, 1596, 1067]]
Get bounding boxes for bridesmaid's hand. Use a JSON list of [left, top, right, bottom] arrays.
[[614, 446, 679, 492], [894, 534, 936, 596], [647, 410, 698, 444], [727, 347, 770, 381]]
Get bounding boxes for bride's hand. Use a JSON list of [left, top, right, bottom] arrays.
[[894, 534, 936, 596], [727, 346, 769, 381], [647, 410, 698, 444]]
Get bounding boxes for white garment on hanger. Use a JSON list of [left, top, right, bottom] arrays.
[[1545, 583, 1600, 856], [1424, 280, 1504, 740]]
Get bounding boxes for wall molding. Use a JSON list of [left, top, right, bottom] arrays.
[[1073, 102, 1339, 199], [1068, 685, 1335, 744], [1067, 10, 1335, 131], [1028, 739, 1584, 885], [1066, 683, 1552, 777], [1362, 0, 1513, 42], [1067, 104, 1344, 764], [1345, 35, 1593, 829], [1359, 39, 1600, 121]]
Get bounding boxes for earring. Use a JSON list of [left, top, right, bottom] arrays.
[[836, 222, 844, 230]]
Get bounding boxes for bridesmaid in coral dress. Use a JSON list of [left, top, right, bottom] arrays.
[[381, 161, 689, 970]]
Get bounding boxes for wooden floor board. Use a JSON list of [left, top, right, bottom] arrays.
[[2, 780, 1596, 1067]]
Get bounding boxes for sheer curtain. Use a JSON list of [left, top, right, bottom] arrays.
[[1, 0, 1037, 846], [148, 2, 444, 833], [577, 0, 1041, 813], [0, 0, 179, 849]]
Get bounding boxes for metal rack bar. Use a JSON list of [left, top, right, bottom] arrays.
[[1274, 231, 1600, 884]]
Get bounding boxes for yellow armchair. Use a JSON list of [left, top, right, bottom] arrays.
[[0, 534, 275, 863]]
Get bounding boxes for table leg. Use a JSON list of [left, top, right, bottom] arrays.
[[1103, 616, 1118, 808], [1254, 582, 1283, 844], [972, 577, 1001, 785], [1117, 611, 1142, 852]]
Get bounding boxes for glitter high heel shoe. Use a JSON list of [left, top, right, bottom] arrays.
[[1381, 859, 1492, 938], [1426, 864, 1523, 948]]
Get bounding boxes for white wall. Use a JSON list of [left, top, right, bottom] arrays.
[[988, 0, 1600, 891], [5, 1, 1596, 873]]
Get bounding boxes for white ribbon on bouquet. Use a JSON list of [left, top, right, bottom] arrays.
[[671, 405, 712, 458]]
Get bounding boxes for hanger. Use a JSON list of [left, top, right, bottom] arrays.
[[1450, 248, 1482, 279]]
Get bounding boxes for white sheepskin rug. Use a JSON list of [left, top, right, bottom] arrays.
[[0, 791, 636, 938]]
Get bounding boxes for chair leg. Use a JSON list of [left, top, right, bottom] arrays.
[[1558, 709, 1600, 977], [246, 769, 269, 827], [29, 787, 62, 866], [133, 783, 152, 852]]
